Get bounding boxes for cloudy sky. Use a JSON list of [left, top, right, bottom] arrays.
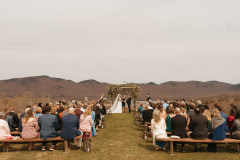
[[0, 0, 239, 84]]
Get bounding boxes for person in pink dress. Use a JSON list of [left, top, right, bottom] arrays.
[[0, 112, 12, 151], [22, 110, 40, 150], [79, 108, 93, 139]]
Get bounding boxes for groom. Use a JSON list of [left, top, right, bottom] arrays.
[[126, 94, 132, 113]]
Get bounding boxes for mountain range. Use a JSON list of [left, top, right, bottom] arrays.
[[0, 76, 240, 100]]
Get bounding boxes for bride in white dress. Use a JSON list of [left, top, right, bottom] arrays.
[[110, 94, 122, 113]]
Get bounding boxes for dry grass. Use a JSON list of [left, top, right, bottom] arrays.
[[0, 113, 239, 160], [0, 93, 55, 113], [198, 93, 240, 113]]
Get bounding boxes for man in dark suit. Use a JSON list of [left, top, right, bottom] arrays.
[[142, 103, 153, 123], [146, 94, 151, 102], [126, 94, 132, 113], [39, 106, 60, 151], [189, 108, 209, 151], [171, 108, 187, 152], [61, 108, 81, 152]]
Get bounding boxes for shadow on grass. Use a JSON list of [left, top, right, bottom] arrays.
[[138, 143, 155, 151]]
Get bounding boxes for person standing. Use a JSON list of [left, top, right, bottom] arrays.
[[146, 94, 151, 102], [126, 94, 132, 113], [163, 100, 169, 111], [121, 95, 126, 113]]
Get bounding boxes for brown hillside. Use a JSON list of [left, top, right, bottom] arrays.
[[0, 76, 239, 101]]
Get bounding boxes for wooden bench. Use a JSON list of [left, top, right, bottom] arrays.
[[143, 122, 230, 136], [143, 122, 231, 140], [0, 136, 82, 152], [156, 138, 240, 155], [135, 115, 143, 125], [10, 131, 22, 135]]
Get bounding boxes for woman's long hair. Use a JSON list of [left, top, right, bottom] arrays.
[[211, 108, 221, 118], [153, 109, 161, 123], [83, 108, 91, 117], [22, 110, 34, 123], [156, 103, 163, 113]]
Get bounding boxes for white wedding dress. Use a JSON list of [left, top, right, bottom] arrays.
[[110, 94, 122, 113]]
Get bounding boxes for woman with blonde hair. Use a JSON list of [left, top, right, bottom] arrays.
[[34, 107, 42, 118], [181, 108, 188, 119], [207, 108, 226, 152], [22, 110, 40, 150], [79, 108, 93, 139], [151, 109, 168, 150], [202, 109, 212, 132]]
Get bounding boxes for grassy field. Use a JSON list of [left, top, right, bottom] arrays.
[[0, 113, 239, 160]]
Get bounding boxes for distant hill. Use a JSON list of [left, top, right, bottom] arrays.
[[230, 84, 240, 91], [0, 76, 239, 100]]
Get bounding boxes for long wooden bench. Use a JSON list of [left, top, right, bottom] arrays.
[[135, 115, 143, 125], [10, 131, 22, 135], [0, 136, 82, 152], [156, 138, 240, 155], [143, 122, 230, 140]]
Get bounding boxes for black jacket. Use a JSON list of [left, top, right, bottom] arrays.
[[171, 114, 187, 138], [126, 97, 131, 105], [8, 112, 20, 129], [189, 114, 208, 139], [142, 109, 153, 123]]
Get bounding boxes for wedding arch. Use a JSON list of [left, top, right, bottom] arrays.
[[107, 83, 141, 113]]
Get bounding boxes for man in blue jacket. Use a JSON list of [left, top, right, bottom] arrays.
[[61, 107, 81, 152], [39, 105, 60, 151]]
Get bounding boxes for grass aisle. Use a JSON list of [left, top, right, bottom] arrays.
[[1, 113, 239, 160]]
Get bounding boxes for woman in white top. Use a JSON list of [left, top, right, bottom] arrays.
[[151, 109, 168, 150], [0, 112, 12, 151]]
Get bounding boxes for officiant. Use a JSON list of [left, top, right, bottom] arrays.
[[126, 94, 132, 113]]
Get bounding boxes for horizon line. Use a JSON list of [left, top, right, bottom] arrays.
[[0, 75, 237, 85]]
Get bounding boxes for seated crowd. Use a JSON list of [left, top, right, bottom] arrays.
[[0, 99, 106, 152], [140, 99, 240, 152]]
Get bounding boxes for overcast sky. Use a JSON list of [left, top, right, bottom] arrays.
[[0, 0, 239, 84]]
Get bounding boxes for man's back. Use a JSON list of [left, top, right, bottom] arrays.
[[61, 114, 79, 139], [8, 112, 19, 128], [39, 113, 59, 139], [189, 114, 208, 138], [143, 109, 153, 123], [171, 115, 187, 138]]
